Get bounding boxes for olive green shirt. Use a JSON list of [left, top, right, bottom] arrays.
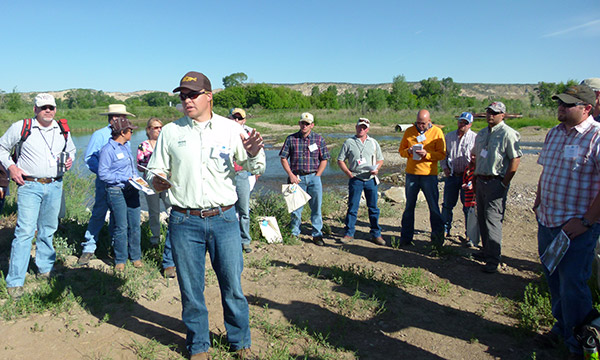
[[147, 113, 266, 209], [472, 121, 522, 176], [337, 135, 384, 180]]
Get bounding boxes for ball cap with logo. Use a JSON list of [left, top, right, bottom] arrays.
[[173, 71, 212, 93], [486, 101, 506, 114], [458, 112, 474, 124], [357, 118, 370, 128], [552, 85, 596, 105], [35, 93, 56, 108], [581, 78, 600, 92], [230, 108, 246, 119], [300, 112, 314, 124]]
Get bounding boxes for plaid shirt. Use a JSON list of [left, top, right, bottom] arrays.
[[537, 116, 600, 227], [279, 131, 330, 173]]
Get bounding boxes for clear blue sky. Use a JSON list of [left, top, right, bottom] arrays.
[[1, 0, 599, 93]]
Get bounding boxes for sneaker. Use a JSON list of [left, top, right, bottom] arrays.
[[7, 286, 24, 300], [534, 330, 560, 348], [190, 352, 210, 360], [78, 252, 94, 266], [242, 244, 252, 253], [312, 236, 325, 246], [481, 263, 498, 274], [371, 236, 386, 246], [164, 266, 176, 279], [340, 235, 353, 244], [132, 260, 143, 268], [114, 263, 126, 272]]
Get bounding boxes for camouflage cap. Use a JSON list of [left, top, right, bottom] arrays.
[[552, 85, 596, 106]]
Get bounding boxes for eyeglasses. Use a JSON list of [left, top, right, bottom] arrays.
[[179, 90, 206, 101], [486, 110, 501, 116], [558, 100, 587, 108], [299, 121, 311, 126], [40, 105, 55, 111], [151, 126, 162, 130]]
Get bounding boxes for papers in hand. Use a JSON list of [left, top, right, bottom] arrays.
[[540, 230, 570, 275], [129, 177, 155, 195], [137, 165, 175, 187]]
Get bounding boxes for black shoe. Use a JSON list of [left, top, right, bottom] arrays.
[[399, 239, 413, 246], [242, 244, 252, 253], [312, 236, 325, 246], [481, 263, 498, 273], [472, 251, 485, 261]]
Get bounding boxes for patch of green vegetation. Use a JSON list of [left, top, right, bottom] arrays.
[[127, 338, 185, 360], [323, 287, 386, 318], [514, 282, 554, 332]]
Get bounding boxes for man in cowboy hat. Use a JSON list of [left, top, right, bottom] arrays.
[[148, 71, 265, 359], [78, 104, 135, 265], [0, 93, 76, 299]]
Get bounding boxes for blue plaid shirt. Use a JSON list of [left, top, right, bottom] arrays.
[[279, 131, 330, 173]]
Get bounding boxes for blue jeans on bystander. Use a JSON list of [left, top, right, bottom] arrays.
[[441, 174, 467, 235], [106, 185, 141, 265], [400, 174, 444, 244], [344, 177, 381, 238], [169, 206, 251, 355], [538, 221, 600, 355], [81, 177, 113, 254], [6, 180, 62, 287], [290, 173, 323, 237], [235, 171, 252, 246]]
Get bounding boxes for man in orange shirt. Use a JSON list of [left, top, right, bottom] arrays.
[[398, 109, 446, 247]]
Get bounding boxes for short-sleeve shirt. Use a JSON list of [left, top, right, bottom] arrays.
[[337, 135, 383, 180], [473, 121, 522, 176], [537, 116, 600, 227], [279, 131, 330, 174]]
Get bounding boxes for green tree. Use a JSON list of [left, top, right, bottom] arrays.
[[222, 72, 248, 88], [365, 89, 388, 111], [319, 85, 339, 109], [5, 88, 25, 112], [389, 75, 417, 110], [214, 86, 248, 109]]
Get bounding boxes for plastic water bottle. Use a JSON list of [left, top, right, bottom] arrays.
[[584, 336, 599, 360]]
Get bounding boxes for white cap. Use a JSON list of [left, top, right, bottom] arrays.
[[34, 93, 56, 108]]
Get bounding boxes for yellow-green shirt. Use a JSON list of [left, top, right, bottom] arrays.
[[147, 113, 266, 209], [398, 125, 446, 175]]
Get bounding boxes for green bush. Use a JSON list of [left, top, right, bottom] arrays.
[[516, 282, 554, 332]]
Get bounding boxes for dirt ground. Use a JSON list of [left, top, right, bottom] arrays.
[[0, 125, 560, 360]]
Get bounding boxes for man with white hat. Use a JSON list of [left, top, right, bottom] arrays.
[[280, 112, 330, 246], [78, 104, 135, 265], [148, 71, 265, 360], [0, 93, 76, 299], [441, 112, 477, 240], [337, 118, 385, 245], [472, 101, 522, 273], [580, 78, 600, 121]]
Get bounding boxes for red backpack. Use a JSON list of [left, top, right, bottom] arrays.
[[11, 118, 70, 162]]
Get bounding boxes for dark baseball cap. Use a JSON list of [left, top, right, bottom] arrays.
[[110, 117, 138, 133], [552, 85, 596, 105], [173, 71, 212, 93]]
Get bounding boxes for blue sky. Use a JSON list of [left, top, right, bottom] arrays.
[[1, 0, 599, 93]]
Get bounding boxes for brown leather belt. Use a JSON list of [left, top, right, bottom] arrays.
[[172, 205, 233, 218], [477, 175, 502, 181], [22, 176, 62, 184], [293, 170, 316, 176]]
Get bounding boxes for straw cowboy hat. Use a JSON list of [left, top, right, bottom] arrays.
[[99, 104, 136, 117]]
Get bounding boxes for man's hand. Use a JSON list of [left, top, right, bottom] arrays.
[[152, 173, 171, 192], [242, 129, 264, 157], [370, 168, 379, 176], [562, 217, 590, 239], [8, 164, 27, 186], [65, 157, 73, 171], [289, 174, 301, 184], [415, 149, 427, 158]]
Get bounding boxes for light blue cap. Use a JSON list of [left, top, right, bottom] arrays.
[[458, 112, 474, 124]]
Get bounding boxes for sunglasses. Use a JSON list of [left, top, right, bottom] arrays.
[[40, 105, 55, 111], [151, 126, 162, 130], [486, 110, 501, 116], [232, 114, 245, 121], [558, 100, 587, 108], [179, 90, 206, 101], [299, 121, 311, 126]]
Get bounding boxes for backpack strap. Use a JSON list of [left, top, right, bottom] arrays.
[[11, 118, 33, 163], [56, 119, 70, 152]]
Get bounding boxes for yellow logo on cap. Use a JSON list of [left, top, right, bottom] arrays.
[[182, 76, 197, 82]]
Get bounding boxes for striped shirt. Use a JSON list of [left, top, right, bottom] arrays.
[[537, 116, 600, 227], [279, 131, 330, 174], [441, 129, 476, 175], [463, 162, 476, 207]]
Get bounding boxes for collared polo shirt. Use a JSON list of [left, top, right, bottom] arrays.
[[441, 129, 476, 175], [337, 135, 383, 180], [473, 121, 522, 176], [147, 113, 266, 209]]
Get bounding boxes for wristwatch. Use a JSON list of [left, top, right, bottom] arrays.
[[581, 217, 593, 228]]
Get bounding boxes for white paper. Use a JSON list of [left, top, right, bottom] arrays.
[[138, 165, 176, 187], [564, 145, 579, 159], [129, 177, 155, 195], [540, 230, 571, 275], [416, 134, 426, 142], [412, 144, 423, 160]]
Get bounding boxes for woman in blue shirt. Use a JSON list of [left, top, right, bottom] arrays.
[[98, 117, 142, 272]]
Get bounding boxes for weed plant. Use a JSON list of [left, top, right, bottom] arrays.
[[516, 282, 554, 332]]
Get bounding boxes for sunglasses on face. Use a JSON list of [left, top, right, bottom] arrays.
[[151, 126, 162, 130], [558, 100, 586, 108], [40, 105, 55, 111], [232, 114, 245, 121], [299, 121, 311, 126], [486, 110, 501, 116], [179, 90, 206, 101]]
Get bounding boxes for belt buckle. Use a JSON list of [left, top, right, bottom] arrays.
[[199, 208, 213, 218]]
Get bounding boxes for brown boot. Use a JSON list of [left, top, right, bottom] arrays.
[[190, 351, 210, 360]]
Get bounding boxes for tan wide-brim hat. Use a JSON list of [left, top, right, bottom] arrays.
[[99, 104, 136, 117]]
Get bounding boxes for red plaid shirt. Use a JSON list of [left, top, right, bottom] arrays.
[[537, 116, 600, 227]]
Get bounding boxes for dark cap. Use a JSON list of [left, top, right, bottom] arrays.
[[173, 71, 212, 93], [110, 117, 138, 133], [552, 85, 596, 106]]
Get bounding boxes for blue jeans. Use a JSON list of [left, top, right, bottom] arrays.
[[169, 206, 250, 355], [290, 174, 323, 237], [162, 229, 175, 269], [441, 175, 467, 234], [538, 222, 600, 354], [235, 171, 252, 245], [6, 180, 62, 287], [400, 174, 444, 244], [344, 177, 381, 237], [106, 186, 141, 264], [82, 177, 112, 254], [145, 190, 174, 268]]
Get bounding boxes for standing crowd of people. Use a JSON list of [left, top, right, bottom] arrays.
[[1, 72, 600, 360]]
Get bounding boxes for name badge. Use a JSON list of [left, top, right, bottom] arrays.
[[116, 152, 125, 160], [564, 145, 579, 159], [480, 149, 488, 158], [416, 134, 426, 142], [357, 158, 366, 166], [308, 143, 318, 152]]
